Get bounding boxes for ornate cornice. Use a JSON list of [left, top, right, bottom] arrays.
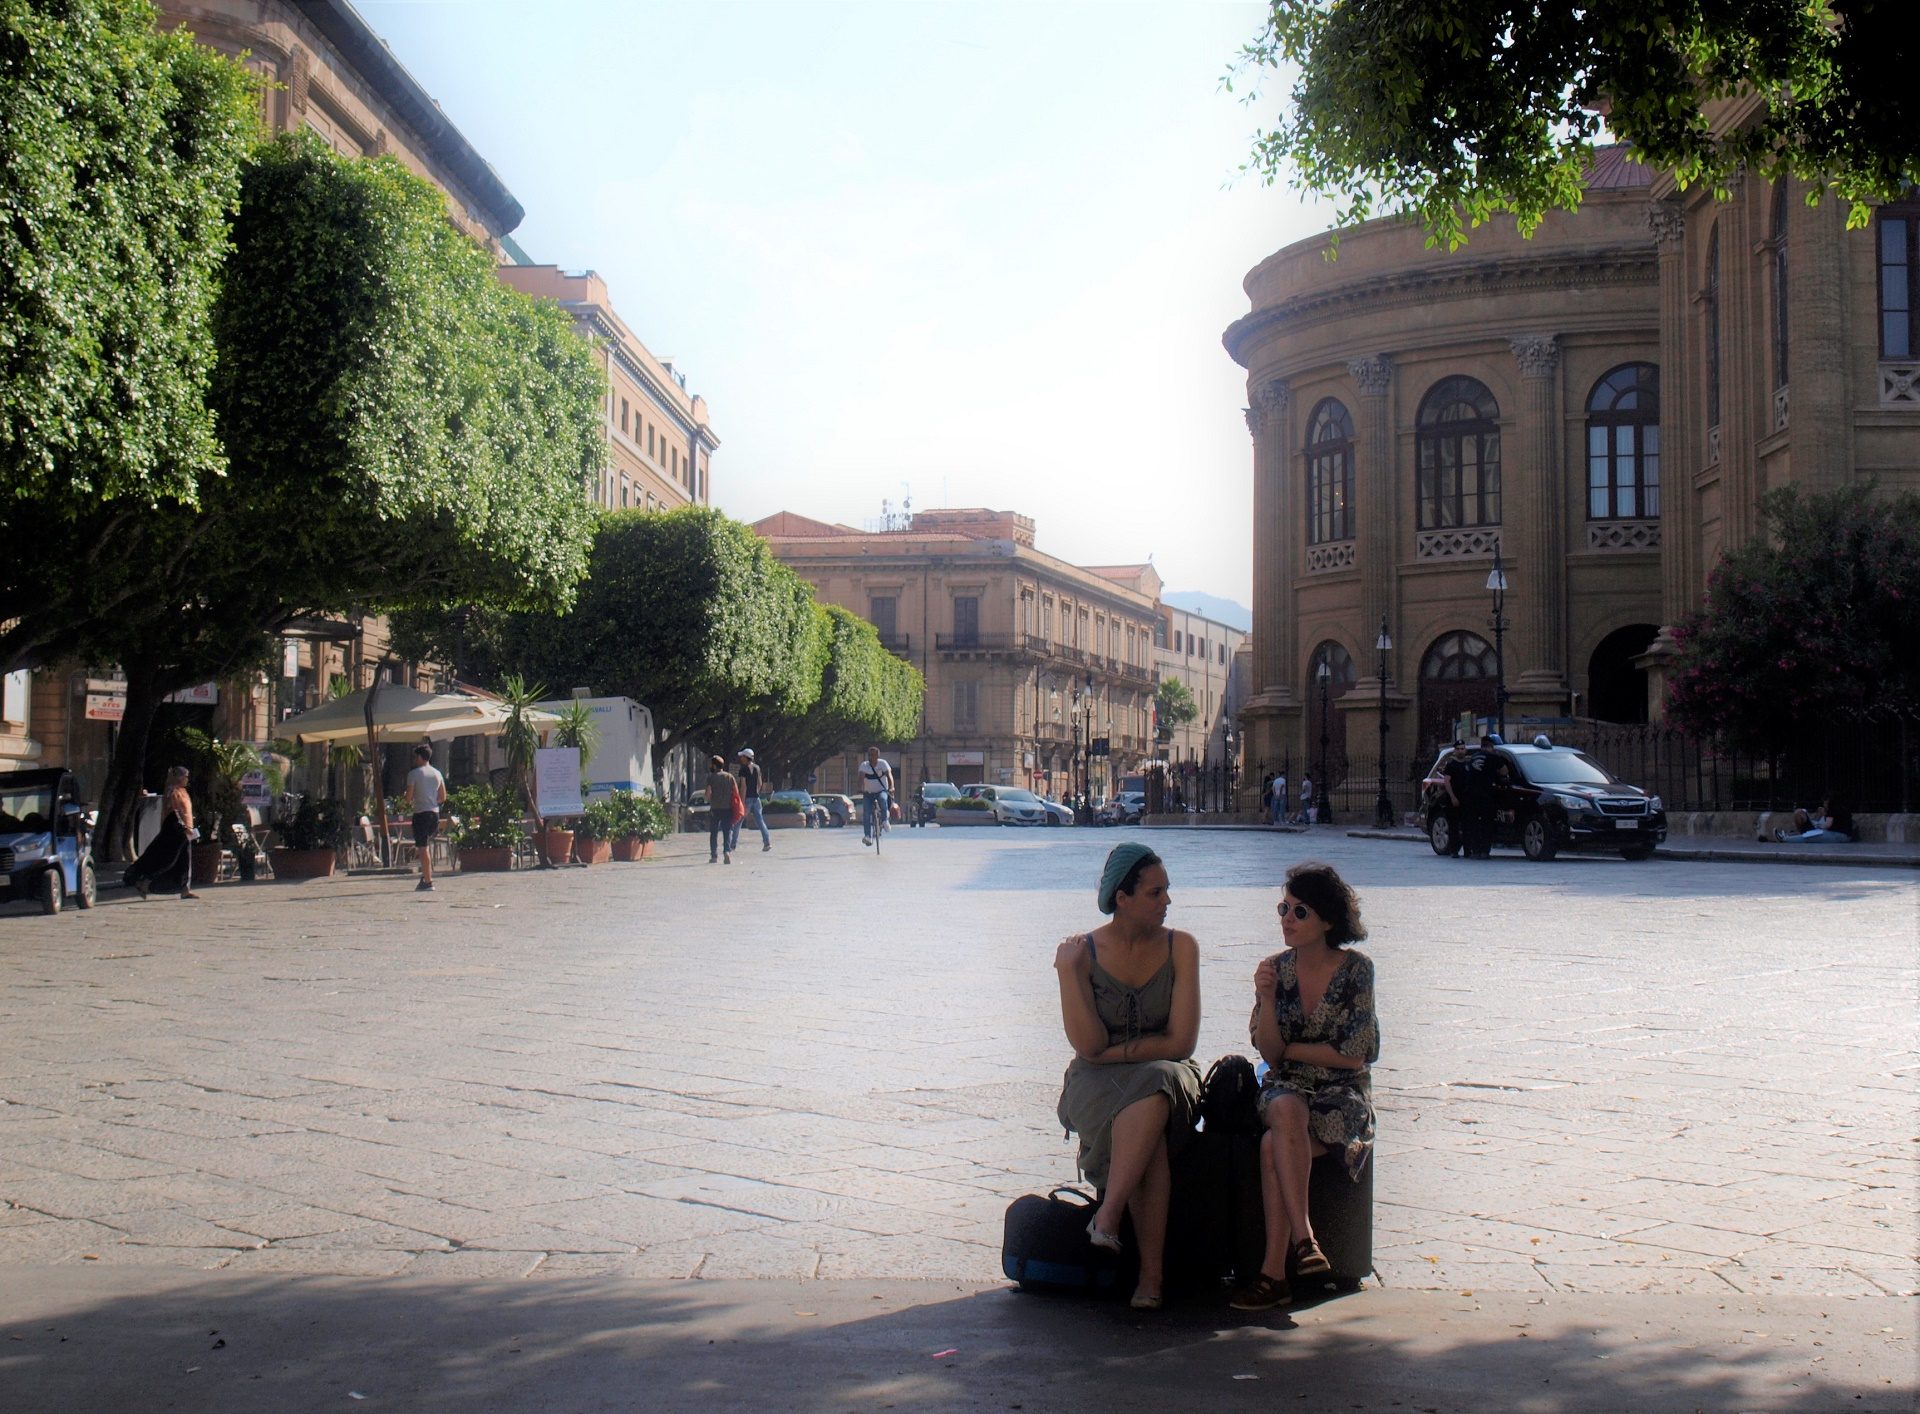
[[1646, 200, 1685, 249], [1223, 245, 1655, 365], [1347, 355, 1392, 397], [1509, 334, 1560, 379]]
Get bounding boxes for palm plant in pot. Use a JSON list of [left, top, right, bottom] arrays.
[[549, 698, 600, 863], [183, 730, 278, 883], [270, 797, 350, 879]]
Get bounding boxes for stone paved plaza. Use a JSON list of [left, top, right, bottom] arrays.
[[1, 828, 1915, 1304]]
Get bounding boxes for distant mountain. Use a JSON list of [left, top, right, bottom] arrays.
[[1161, 591, 1251, 631]]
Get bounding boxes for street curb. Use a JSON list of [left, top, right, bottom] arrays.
[[1342, 828, 1920, 868]]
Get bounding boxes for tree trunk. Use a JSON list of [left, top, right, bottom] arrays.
[[95, 658, 165, 864]]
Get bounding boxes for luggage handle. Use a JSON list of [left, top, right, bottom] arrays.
[[1047, 1186, 1096, 1208]]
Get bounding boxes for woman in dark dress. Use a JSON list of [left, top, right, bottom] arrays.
[[122, 766, 196, 899], [1232, 861, 1378, 1311]]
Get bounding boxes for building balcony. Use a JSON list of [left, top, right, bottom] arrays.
[[935, 632, 1020, 653], [877, 634, 912, 657]]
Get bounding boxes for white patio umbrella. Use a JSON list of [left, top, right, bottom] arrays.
[[280, 686, 558, 744]]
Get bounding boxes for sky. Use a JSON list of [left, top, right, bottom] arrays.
[[358, 1, 1337, 605]]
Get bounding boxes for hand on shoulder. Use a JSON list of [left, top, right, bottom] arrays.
[[1054, 936, 1088, 973]]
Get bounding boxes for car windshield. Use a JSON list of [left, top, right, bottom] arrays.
[[0, 784, 55, 833], [996, 788, 1040, 803], [1514, 751, 1616, 786], [923, 784, 958, 796], [770, 790, 812, 804]]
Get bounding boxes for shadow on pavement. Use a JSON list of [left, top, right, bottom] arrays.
[[7, 1270, 1908, 1412]]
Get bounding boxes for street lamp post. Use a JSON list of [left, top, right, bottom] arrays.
[[1486, 546, 1510, 740], [1374, 617, 1394, 829], [1079, 671, 1095, 823], [1315, 658, 1332, 826]]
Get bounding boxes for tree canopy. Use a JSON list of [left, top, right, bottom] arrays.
[[0, 0, 258, 508], [1666, 484, 1920, 756], [1233, 0, 1920, 248], [1156, 677, 1199, 736]]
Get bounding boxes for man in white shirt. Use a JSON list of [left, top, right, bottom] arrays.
[[406, 743, 447, 892], [1269, 771, 1288, 826], [857, 746, 894, 845]]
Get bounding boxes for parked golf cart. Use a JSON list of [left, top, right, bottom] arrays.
[[0, 769, 97, 914]]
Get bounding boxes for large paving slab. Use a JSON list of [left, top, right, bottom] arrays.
[[2, 828, 1915, 1306]]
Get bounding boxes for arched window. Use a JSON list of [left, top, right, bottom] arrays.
[[1586, 364, 1661, 520], [1416, 631, 1499, 750], [1704, 221, 1721, 434], [1305, 399, 1354, 545], [1420, 631, 1497, 681], [1306, 640, 1357, 779], [1771, 182, 1790, 392], [1416, 377, 1501, 530]]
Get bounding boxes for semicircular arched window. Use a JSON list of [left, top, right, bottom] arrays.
[[1305, 399, 1355, 546], [1586, 364, 1660, 520], [1308, 639, 1358, 691], [1419, 630, 1497, 681], [1416, 377, 1501, 530]]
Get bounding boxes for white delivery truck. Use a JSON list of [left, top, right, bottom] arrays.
[[535, 696, 659, 801]]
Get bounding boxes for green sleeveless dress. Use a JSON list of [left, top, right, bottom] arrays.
[[1056, 931, 1202, 1188]]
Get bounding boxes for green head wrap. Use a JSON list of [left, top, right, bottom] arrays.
[[1098, 842, 1161, 915]]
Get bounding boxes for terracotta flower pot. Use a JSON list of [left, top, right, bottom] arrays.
[[574, 837, 611, 865], [458, 845, 513, 872], [539, 829, 574, 866], [610, 837, 644, 862], [189, 843, 226, 884], [270, 847, 336, 880]]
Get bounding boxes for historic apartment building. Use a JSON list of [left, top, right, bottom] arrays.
[[1228, 133, 1920, 799], [495, 267, 717, 514], [1156, 606, 1250, 770], [753, 510, 1162, 802]]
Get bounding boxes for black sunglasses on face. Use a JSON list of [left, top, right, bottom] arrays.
[[1278, 901, 1313, 921]]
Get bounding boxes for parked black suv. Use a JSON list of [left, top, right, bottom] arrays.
[[1420, 738, 1667, 861]]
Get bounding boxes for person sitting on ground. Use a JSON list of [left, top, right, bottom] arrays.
[[1055, 843, 1202, 1312], [1774, 797, 1854, 843], [1231, 860, 1379, 1312]]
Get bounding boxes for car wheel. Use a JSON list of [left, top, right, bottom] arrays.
[[76, 860, 97, 909], [1620, 844, 1655, 861], [1427, 812, 1461, 857], [1521, 817, 1558, 861], [40, 868, 63, 916]]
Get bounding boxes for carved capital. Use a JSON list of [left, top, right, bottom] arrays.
[[1509, 333, 1560, 379], [1647, 200, 1685, 249], [1246, 379, 1289, 437], [1346, 355, 1391, 398]]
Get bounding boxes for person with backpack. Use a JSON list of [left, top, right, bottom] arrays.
[[1231, 861, 1378, 1312], [1054, 843, 1202, 1311]]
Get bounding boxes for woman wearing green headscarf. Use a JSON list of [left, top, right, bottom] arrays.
[[1054, 842, 1202, 1310]]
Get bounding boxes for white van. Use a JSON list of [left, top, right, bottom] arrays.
[[535, 696, 658, 801]]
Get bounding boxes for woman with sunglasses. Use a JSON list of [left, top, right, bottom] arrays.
[[1055, 842, 1202, 1311], [1231, 861, 1378, 1311]]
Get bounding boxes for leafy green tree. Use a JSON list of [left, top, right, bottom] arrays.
[[0, 0, 258, 514], [1667, 485, 1920, 756], [1233, 0, 1920, 248], [704, 604, 924, 785], [82, 135, 603, 855], [1156, 677, 1199, 738], [397, 508, 833, 780]]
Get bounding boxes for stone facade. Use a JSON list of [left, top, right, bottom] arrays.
[[1151, 606, 1248, 770], [496, 267, 717, 514], [753, 511, 1161, 804]]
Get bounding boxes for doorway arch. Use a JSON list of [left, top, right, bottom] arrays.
[[1305, 640, 1356, 786], [1586, 624, 1659, 723], [1418, 631, 1497, 751]]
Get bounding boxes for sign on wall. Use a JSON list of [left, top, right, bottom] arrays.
[[84, 693, 125, 723], [946, 751, 984, 766]]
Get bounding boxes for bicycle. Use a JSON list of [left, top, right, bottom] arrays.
[[862, 789, 890, 855]]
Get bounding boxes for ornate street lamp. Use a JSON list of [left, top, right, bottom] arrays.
[[1315, 657, 1332, 826], [1486, 546, 1510, 740], [1374, 617, 1394, 829]]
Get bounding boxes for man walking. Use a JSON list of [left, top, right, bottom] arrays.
[[1269, 770, 1288, 826], [857, 745, 894, 846], [406, 743, 446, 891], [736, 748, 771, 852]]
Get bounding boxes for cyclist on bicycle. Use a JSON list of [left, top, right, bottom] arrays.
[[858, 746, 894, 847]]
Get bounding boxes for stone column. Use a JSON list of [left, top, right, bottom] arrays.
[[1347, 354, 1395, 684], [1719, 175, 1759, 549], [1786, 186, 1853, 491], [1639, 200, 1692, 717], [1240, 379, 1299, 791], [1508, 334, 1567, 710]]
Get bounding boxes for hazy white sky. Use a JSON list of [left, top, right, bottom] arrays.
[[359, 1, 1336, 604]]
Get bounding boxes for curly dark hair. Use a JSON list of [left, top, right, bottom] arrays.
[[1285, 860, 1367, 947]]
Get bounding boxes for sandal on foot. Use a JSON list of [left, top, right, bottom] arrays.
[[1291, 1238, 1331, 1278], [1129, 1290, 1163, 1311], [1085, 1218, 1123, 1254], [1228, 1273, 1291, 1311]]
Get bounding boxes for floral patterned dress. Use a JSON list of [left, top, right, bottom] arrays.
[[1250, 948, 1379, 1180]]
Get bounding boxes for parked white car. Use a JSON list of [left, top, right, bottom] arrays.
[[961, 784, 1050, 826], [1099, 791, 1147, 825]]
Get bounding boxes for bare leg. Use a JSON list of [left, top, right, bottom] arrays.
[[1254, 1130, 1292, 1280], [1093, 1093, 1169, 1241], [1265, 1095, 1326, 1274], [1125, 1131, 1171, 1300]]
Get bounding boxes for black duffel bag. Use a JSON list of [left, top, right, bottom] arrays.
[[1002, 1186, 1130, 1294]]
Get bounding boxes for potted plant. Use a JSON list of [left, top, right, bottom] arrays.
[[184, 730, 278, 884], [573, 798, 616, 864], [605, 790, 669, 860], [270, 797, 349, 879], [937, 795, 997, 825], [447, 784, 522, 871]]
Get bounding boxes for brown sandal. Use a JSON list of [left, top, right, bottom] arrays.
[[1291, 1238, 1331, 1278], [1228, 1272, 1292, 1311]]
